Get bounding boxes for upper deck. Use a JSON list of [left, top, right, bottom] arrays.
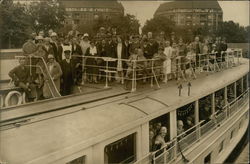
[[0, 58, 249, 164]]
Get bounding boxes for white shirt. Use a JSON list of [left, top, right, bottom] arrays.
[[89, 46, 97, 55], [62, 44, 72, 60]]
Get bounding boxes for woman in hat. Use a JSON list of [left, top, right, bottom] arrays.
[[79, 33, 90, 56], [43, 54, 62, 99]]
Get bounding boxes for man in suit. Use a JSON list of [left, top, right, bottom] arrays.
[[105, 35, 117, 81], [43, 37, 54, 61], [60, 50, 75, 96]]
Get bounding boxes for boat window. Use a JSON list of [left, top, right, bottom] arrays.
[[219, 140, 224, 153], [176, 102, 195, 137], [227, 83, 235, 103], [215, 89, 225, 112], [199, 95, 212, 123], [230, 130, 234, 139], [66, 155, 85, 164], [236, 79, 243, 97], [204, 153, 211, 164], [149, 113, 170, 152], [243, 75, 248, 91], [104, 133, 136, 164]]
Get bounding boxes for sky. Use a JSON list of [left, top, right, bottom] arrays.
[[119, 1, 249, 27]]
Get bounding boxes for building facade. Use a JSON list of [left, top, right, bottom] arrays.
[[60, 0, 124, 25], [154, 1, 223, 30]]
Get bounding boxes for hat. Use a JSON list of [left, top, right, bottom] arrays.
[[51, 32, 57, 37], [64, 50, 71, 53], [36, 35, 43, 40], [48, 54, 54, 59], [83, 33, 89, 37]]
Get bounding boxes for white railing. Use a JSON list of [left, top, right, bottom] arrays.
[[135, 88, 249, 164]]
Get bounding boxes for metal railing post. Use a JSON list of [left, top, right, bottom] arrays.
[[104, 60, 109, 88], [131, 60, 136, 92]]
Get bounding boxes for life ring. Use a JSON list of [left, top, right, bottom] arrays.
[[0, 95, 3, 108], [4, 91, 23, 107]]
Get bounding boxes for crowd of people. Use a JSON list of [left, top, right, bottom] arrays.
[[9, 25, 229, 101]]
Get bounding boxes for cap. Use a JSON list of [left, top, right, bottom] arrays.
[[48, 54, 55, 59], [51, 32, 57, 37], [64, 50, 71, 53], [83, 33, 89, 37]]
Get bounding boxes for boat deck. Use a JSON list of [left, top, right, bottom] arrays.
[[0, 59, 249, 164]]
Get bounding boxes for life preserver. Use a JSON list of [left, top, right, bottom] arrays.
[[4, 91, 23, 107]]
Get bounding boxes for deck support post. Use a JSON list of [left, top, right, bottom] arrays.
[[211, 93, 215, 114], [170, 111, 177, 140]]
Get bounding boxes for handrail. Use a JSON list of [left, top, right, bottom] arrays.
[[15, 55, 61, 97], [145, 88, 249, 164]]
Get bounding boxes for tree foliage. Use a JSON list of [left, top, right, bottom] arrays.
[[0, 0, 30, 48], [142, 16, 175, 37], [28, 0, 66, 33], [215, 21, 248, 43], [93, 14, 140, 35], [0, 0, 67, 48]]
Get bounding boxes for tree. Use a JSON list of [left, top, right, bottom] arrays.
[[142, 16, 175, 38], [93, 14, 140, 36], [28, 0, 66, 33], [215, 21, 248, 43], [0, 0, 31, 48]]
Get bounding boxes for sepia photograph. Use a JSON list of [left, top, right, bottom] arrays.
[[0, 0, 249, 164]]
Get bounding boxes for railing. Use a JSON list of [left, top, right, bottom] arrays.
[[8, 49, 244, 95], [75, 49, 243, 91], [135, 88, 249, 164]]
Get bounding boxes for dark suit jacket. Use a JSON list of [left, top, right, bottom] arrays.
[[71, 44, 82, 56], [105, 41, 116, 58]]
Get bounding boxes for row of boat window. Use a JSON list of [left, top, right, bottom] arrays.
[[66, 75, 248, 164]]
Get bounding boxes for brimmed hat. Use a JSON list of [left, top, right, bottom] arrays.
[[64, 50, 71, 54], [51, 32, 57, 37], [83, 33, 89, 37]]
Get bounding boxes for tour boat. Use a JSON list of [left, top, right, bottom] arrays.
[[0, 50, 249, 164]]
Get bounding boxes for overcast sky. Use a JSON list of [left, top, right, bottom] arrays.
[[120, 1, 249, 27]]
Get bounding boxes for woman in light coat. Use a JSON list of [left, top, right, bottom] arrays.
[[43, 54, 62, 98]]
